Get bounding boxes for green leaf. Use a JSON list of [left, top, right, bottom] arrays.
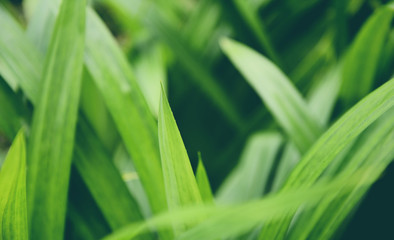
[[0, 79, 26, 140], [0, 4, 148, 234], [74, 118, 150, 237], [341, 6, 394, 105], [0, 5, 42, 102], [0, 131, 28, 240], [196, 153, 214, 204], [158, 87, 202, 211], [105, 0, 243, 129], [103, 168, 377, 240], [258, 78, 394, 240], [288, 109, 394, 240], [113, 145, 152, 219], [84, 8, 169, 220], [26, 0, 86, 239], [133, 43, 167, 117], [220, 38, 322, 153], [232, 0, 282, 67], [217, 132, 282, 203], [306, 64, 342, 126]]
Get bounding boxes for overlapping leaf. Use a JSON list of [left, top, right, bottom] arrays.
[[217, 132, 282, 203], [26, 0, 86, 239], [341, 6, 394, 106], [258, 78, 394, 239], [0, 131, 28, 240], [221, 38, 323, 153]]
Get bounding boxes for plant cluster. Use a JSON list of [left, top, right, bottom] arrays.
[[0, 0, 393, 239]]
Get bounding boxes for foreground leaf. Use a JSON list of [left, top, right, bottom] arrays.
[[158, 87, 202, 211], [26, 0, 169, 229], [258, 78, 394, 239], [103, 167, 378, 240], [0, 3, 153, 236], [196, 154, 214, 204], [0, 131, 28, 240], [289, 109, 394, 240], [26, 0, 86, 239], [221, 38, 322, 153]]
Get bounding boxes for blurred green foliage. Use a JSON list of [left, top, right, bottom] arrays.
[[0, 0, 393, 239]]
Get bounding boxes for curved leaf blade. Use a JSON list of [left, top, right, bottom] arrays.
[[341, 6, 394, 105], [258, 78, 394, 239], [220, 38, 322, 153]]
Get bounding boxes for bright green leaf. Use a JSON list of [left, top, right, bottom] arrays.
[[196, 153, 214, 204], [0, 131, 28, 240], [158, 87, 202, 211], [258, 78, 394, 240], [26, 0, 86, 239]]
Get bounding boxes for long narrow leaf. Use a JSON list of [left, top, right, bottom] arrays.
[[158, 87, 202, 211], [217, 132, 282, 203], [341, 6, 393, 106], [0, 3, 149, 235], [84, 8, 168, 218], [103, 168, 378, 240], [258, 78, 394, 239], [221, 38, 322, 153], [0, 5, 42, 102], [196, 154, 214, 204], [74, 118, 150, 239], [288, 109, 394, 240], [26, 0, 86, 239], [0, 131, 28, 240]]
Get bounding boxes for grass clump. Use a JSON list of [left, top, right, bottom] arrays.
[[0, 0, 393, 239]]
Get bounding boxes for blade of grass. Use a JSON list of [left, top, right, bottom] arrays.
[[196, 153, 214, 204], [26, 0, 86, 239], [84, 8, 169, 220], [0, 131, 28, 240], [271, 62, 342, 192], [26, 1, 171, 233], [158, 86, 202, 214], [133, 43, 167, 117], [74, 118, 151, 239], [0, 5, 41, 101], [221, 38, 322, 153], [216, 132, 282, 203], [113, 145, 152, 219], [232, 0, 282, 67], [308, 136, 394, 240], [258, 78, 394, 240], [103, 168, 378, 240], [0, 3, 150, 235], [104, 0, 243, 129], [80, 69, 120, 152], [288, 109, 394, 240], [340, 6, 393, 106]]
